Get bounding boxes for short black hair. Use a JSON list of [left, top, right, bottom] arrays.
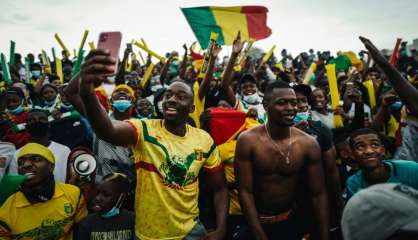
[[264, 80, 291, 98], [103, 172, 130, 194], [349, 128, 380, 149]]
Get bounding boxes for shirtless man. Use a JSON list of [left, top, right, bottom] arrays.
[[234, 80, 329, 240]]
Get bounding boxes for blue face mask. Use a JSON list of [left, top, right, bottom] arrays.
[[112, 99, 132, 113], [8, 104, 24, 115], [61, 103, 73, 111], [390, 101, 403, 112], [44, 99, 56, 107], [31, 70, 41, 79], [101, 206, 120, 219], [100, 194, 123, 219], [293, 111, 310, 124]]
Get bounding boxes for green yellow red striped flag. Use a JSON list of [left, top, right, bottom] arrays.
[[181, 6, 272, 49]]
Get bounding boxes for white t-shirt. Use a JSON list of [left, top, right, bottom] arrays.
[[9, 141, 70, 183], [0, 142, 16, 181], [311, 110, 334, 130], [348, 103, 372, 120]]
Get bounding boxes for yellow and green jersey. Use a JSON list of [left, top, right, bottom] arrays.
[[126, 119, 222, 240], [0, 183, 87, 240]]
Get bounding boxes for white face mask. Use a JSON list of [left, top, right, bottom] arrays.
[[243, 93, 260, 104]]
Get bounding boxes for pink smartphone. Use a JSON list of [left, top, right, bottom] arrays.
[[97, 31, 122, 75]]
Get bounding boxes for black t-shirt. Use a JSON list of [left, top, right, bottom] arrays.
[[76, 209, 135, 240], [305, 120, 333, 152]]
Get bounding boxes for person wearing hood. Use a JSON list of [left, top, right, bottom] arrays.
[[8, 110, 70, 183], [237, 74, 266, 123], [4, 87, 31, 148]]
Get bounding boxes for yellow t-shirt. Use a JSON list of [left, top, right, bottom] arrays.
[[127, 119, 222, 240], [0, 183, 87, 240]]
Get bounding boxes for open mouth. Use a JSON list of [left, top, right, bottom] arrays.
[[92, 204, 103, 212], [165, 107, 177, 115], [24, 172, 36, 180]]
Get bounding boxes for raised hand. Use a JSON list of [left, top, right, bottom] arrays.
[[182, 43, 187, 51], [211, 43, 222, 59], [359, 36, 389, 66], [232, 31, 244, 55], [79, 49, 116, 96]]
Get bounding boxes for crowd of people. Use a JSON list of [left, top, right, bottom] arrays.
[[0, 31, 418, 240]]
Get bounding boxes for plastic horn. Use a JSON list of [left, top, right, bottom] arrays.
[[325, 64, 344, 128], [54, 33, 70, 58], [79, 30, 89, 50], [56, 58, 63, 83], [0, 53, 12, 84], [88, 42, 95, 50], [140, 63, 155, 88], [133, 41, 166, 63], [198, 32, 218, 79], [261, 45, 276, 64], [9, 41, 15, 65]]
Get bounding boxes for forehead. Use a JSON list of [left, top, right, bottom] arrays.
[[18, 154, 48, 162], [241, 81, 256, 88], [6, 94, 21, 100], [42, 86, 56, 93], [166, 82, 193, 96], [270, 88, 296, 99], [98, 180, 118, 192], [353, 133, 380, 144], [312, 89, 324, 96]]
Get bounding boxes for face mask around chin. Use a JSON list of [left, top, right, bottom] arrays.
[[293, 111, 310, 124], [112, 100, 132, 113], [8, 104, 24, 115], [243, 93, 260, 104]]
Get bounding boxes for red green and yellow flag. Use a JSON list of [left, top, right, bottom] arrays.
[[181, 6, 272, 49]]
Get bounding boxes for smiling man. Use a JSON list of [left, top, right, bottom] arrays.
[[346, 128, 418, 200], [77, 49, 228, 240], [0, 143, 87, 240], [234, 80, 329, 240]]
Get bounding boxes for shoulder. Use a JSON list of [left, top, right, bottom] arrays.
[[188, 125, 215, 149], [293, 127, 318, 147], [238, 124, 263, 141], [346, 171, 363, 188], [386, 160, 418, 170], [56, 183, 82, 201], [49, 141, 71, 152]]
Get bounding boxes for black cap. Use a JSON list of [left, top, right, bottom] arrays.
[[292, 84, 312, 98], [239, 74, 257, 85], [6, 87, 25, 99]]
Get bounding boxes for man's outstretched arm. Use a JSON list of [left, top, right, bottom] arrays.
[[79, 49, 136, 146], [360, 36, 418, 117]]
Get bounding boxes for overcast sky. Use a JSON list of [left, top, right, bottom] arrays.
[[1, 0, 417, 59]]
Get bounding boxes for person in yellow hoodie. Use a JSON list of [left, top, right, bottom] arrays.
[[0, 143, 87, 240]]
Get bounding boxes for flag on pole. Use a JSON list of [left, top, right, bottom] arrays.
[[181, 6, 271, 49]]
